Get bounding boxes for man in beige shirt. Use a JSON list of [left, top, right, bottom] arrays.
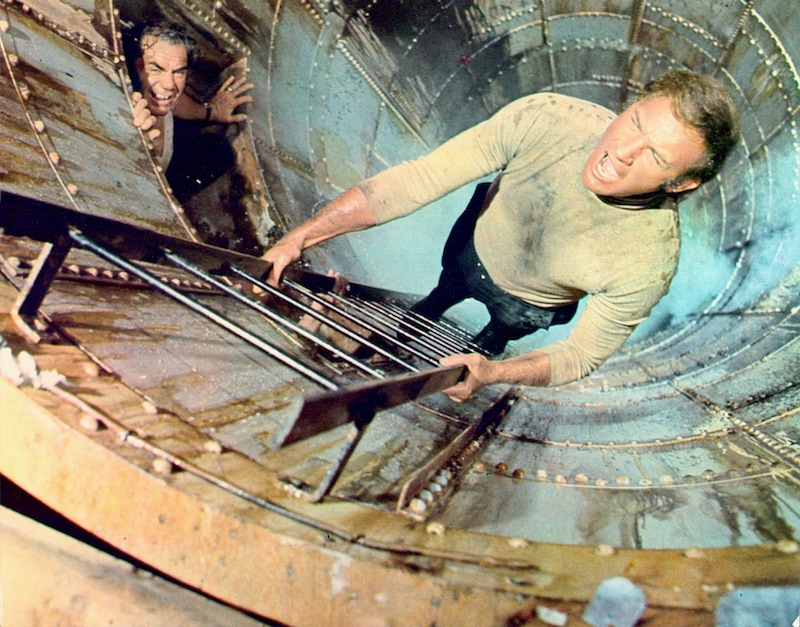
[[263, 71, 739, 400]]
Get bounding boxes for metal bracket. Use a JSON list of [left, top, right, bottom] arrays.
[[10, 233, 72, 343], [396, 387, 518, 520], [273, 365, 468, 502], [308, 409, 374, 503], [271, 365, 467, 448]]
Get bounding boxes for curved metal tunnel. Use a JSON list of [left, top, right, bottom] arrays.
[[116, 0, 800, 550], [1, 0, 799, 613]]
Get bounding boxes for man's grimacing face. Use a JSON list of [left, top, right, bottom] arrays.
[[136, 36, 188, 117], [582, 95, 707, 199]]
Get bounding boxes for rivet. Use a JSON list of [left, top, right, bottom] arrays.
[[80, 413, 100, 431], [426, 522, 445, 536], [204, 440, 223, 454], [684, 546, 704, 559], [153, 458, 172, 475], [82, 362, 100, 377], [66, 183, 78, 195], [141, 400, 158, 414], [775, 540, 799, 554], [409, 498, 427, 513], [33, 119, 45, 132]]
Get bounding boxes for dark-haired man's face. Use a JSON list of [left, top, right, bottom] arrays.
[[135, 36, 188, 117], [582, 96, 706, 199]]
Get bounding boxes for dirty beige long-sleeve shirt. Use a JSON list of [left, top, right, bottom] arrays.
[[357, 93, 680, 386]]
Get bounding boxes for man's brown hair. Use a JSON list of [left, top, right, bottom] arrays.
[[641, 70, 740, 186]]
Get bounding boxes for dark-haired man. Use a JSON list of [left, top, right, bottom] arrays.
[[263, 70, 740, 401], [128, 21, 253, 194]]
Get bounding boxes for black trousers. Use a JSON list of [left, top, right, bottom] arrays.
[[412, 183, 578, 355]]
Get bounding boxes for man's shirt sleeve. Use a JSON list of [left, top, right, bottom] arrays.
[[538, 271, 677, 386]]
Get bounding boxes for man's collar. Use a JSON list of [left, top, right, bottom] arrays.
[[595, 189, 669, 210]]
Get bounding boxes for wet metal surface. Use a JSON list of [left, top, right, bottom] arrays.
[[4, 230, 797, 553], [1, 0, 800, 622], [0, 3, 197, 237]]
